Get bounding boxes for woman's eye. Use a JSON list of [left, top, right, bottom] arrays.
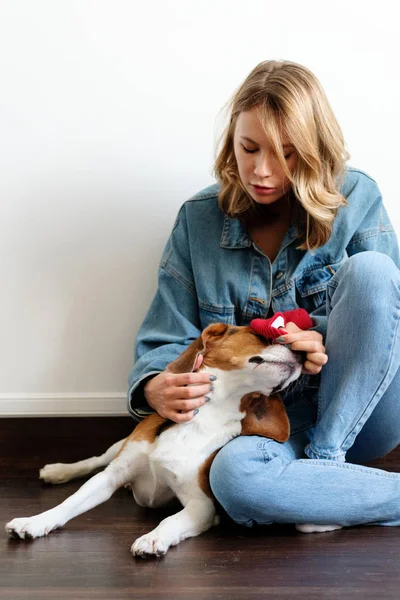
[[241, 144, 294, 159], [242, 145, 257, 154]]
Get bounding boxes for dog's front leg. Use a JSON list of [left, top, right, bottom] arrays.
[[6, 469, 119, 539], [131, 496, 218, 558]]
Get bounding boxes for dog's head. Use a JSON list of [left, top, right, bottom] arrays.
[[167, 323, 304, 443], [167, 322, 303, 396]]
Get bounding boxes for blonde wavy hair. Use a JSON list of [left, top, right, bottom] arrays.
[[214, 60, 350, 250]]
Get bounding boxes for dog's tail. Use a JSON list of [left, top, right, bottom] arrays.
[[39, 438, 127, 484]]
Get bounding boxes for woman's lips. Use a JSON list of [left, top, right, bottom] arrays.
[[252, 185, 277, 195]]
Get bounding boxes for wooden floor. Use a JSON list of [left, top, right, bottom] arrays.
[[2, 417, 400, 600]]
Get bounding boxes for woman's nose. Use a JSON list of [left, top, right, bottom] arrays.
[[253, 154, 273, 178]]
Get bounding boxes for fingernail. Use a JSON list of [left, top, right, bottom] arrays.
[[209, 375, 217, 381], [210, 384, 215, 392], [205, 396, 211, 402], [276, 336, 286, 343], [194, 409, 199, 415]]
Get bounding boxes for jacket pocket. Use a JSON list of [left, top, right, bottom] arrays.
[[198, 302, 236, 328], [295, 261, 344, 312]]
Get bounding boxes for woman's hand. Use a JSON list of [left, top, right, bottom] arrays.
[[144, 358, 215, 423], [276, 321, 328, 375]]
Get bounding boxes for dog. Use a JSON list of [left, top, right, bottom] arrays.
[[6, 322, 307, 557]]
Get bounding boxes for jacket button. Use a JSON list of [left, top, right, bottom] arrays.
[[275, 271, 284, 279]]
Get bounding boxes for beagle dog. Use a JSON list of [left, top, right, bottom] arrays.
[[6, 322, 305, 557]]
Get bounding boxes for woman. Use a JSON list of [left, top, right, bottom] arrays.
[[128, 60, 400, 529]]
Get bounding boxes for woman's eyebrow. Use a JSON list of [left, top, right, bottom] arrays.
[[240, 136, 258, 144], [240, 135, 294, 148]]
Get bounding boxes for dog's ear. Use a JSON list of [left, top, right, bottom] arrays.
[[202, 323, 229, 338], [240, 393, 290, 442], [166, 323, 229, 374], [167, 336, 205, 374]]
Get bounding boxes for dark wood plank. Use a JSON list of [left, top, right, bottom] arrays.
[[1, 417, 400, 600]]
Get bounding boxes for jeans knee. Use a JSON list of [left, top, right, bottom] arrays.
[[209, 437, 252, 508], [209, 436, 285, 526], [332, 251, 400, 313], [341, 251, 398, 287]]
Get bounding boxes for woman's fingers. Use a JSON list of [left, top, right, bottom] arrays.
[[171, 409, 200, 423], [172, 396, 211, 413], [286, 340, 326, 355], [171, 372, 216, 386], [276, 326, 328, 375], [302, 360, 323, 375], [307, 352, 328, 366], [164, 376, 214, 420], [167, 396, 211, 422], [144, 370, 215, 422], [167, 382, 213, 401], [276, 330, 325, 354], [277, 331, 323, 346]]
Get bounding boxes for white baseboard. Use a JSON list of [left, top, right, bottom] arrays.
[[0, 393, 129, 417]]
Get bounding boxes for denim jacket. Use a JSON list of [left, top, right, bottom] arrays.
[[127, 167, 399, 421]]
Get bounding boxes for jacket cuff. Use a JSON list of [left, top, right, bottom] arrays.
[[127, 372, 160, 421]]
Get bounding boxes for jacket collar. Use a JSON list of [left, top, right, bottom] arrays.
[[220, 215, 251, 248], [220, 215, 299, 251]]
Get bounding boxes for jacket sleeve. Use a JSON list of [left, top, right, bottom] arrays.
[[345, 184, 400, 268], [127, 206, 202, 421]]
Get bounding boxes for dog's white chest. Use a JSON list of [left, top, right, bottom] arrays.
[[149, 404, 243, 484]]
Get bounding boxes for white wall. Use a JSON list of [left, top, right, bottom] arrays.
[[0, 0, 399, 416]]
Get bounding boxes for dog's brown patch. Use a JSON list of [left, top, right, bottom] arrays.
[[198, 450, 219, 498], [240, 393, 290, 442], [166, 324, 272, 374], [202, 326, 270, 371], [117, 414, 175, 457]]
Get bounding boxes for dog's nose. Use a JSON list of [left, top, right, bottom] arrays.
[[248, 356, 265, 365]]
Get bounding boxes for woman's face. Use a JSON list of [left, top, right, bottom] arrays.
[[233, 107, 298, 205]]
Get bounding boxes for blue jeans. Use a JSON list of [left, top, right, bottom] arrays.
[[209, 251, 400, 528]]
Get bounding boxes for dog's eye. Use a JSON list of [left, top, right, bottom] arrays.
[[248, 356, 265, 365], [251, 331, 273, 343], [226, 327, 239, 336]]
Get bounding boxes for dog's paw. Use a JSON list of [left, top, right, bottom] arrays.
[[295, 523, 343, 533], [131, 532, 170, 558], [5, 516, 56, 540], [39, 463, 73, 484]]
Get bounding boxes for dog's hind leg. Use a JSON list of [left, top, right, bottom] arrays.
[[39, 438, 127, 484], [6, 440, 146, 540]]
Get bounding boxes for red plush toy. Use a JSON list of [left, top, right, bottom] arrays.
[[250, 308, 313, 342]]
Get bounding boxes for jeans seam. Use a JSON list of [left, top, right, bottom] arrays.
[[305, 446, 345, 461], [257, 441, 275, 463], [257, 441, 293, 466], [299, 459, 400, 479], [327, 279, 339, 291]]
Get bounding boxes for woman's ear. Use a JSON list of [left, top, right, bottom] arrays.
[[240, 393, 290, 442]]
